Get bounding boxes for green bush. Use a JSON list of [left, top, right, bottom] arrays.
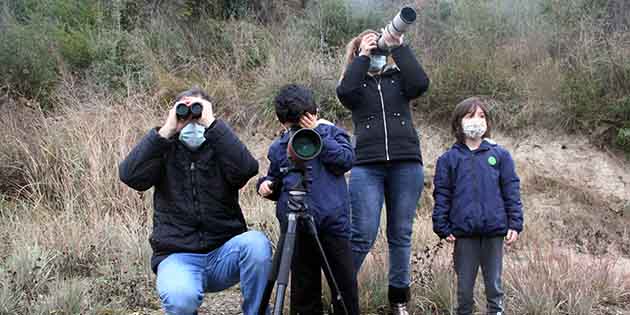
[[0, 20, 58, 100], [299, 0, 385, 51]]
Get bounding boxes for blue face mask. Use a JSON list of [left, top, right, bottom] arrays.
[[179, 122, 206, 151], [368, 55, 387, 72]]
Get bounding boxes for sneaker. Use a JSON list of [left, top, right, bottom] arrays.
[[389, 303, 409, 315]]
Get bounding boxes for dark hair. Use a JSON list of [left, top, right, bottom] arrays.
[[174, 86, 212, 103], [451, 96, 492, 143], [274, 84, 318, 124]]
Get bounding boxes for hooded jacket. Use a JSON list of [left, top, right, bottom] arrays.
[[432, 139, 524, 238], [336, 44, 430, 165], [119, 120, 259, 272]]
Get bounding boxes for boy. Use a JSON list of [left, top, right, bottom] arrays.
[[257, 84, 359, 315]]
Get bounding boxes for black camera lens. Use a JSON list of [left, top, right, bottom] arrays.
[[175, 103, 190, 120], [190, 103, 203, 119]]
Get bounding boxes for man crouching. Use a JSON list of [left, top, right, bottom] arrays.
[[119, 87, 271, 315]]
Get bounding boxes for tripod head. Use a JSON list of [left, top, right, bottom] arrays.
[[286, 166, 312, 213]]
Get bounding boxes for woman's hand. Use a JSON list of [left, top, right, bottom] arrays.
[[358, 33, 378, 57], [446, 234, 456, 243]]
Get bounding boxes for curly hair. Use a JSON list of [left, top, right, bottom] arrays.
[[274, 84, 318, 124]]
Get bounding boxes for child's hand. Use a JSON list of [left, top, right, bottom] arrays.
[[299, 113, 318, 129], [446, 234, 456, 243], [505, 229, 519, 245], [258, 180, 274, 197]]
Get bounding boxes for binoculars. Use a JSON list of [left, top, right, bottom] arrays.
[[175, 102, 203, 120], [377, 7, 417, 51]]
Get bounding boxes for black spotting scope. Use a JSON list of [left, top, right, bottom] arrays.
[[288, 128, 322, 162]]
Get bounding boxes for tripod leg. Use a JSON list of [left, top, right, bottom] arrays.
[[272, 213, 299, 315], [258, 233, 286, 315], [304, 217, 349, 315]]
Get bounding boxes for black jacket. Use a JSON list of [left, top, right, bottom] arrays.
[[336, 45, 430, 165], [119, 120, 259, 273]]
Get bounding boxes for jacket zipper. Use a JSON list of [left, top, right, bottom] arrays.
[[374, 77, 390, 161], [191, 162, 203, 245]]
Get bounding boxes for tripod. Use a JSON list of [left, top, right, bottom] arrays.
[[258, 167, 348, 315]]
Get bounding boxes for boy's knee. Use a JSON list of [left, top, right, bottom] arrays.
[[160, 285, 202, 315]]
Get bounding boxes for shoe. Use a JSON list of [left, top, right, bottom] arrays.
[[389, 302, 409, 315]]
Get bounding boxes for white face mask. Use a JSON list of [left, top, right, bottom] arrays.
[[462, 117, 487, 139], [368, 55, 387, 72], [179, 122, 206, 151]]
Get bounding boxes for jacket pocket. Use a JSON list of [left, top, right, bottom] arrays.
[[386, 112, 417, 143], [151, 214, 197, 252]]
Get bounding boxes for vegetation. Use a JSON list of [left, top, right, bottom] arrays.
[[1, 0, 629, 313]]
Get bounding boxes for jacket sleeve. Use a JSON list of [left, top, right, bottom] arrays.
[[499, 149, 524, 232], [119, 128, 170, 191], [205, 119, 259, 189], [316, 126, 354, 176], [432, 154, 453, 238], [336, 55, 370, 110], [256, 143, 283, 201], [390, 45, 430, 99]]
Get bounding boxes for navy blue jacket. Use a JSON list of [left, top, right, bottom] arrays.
[[432, 140, 524, 238], [257, 123, 354, 238]]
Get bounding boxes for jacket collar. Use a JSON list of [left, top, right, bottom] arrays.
[[452, 138, 497, 153]]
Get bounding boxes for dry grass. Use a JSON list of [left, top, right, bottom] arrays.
[[1, 87, 630, 313]]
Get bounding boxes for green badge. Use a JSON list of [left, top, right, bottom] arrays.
[[488, 156, 497, 166]]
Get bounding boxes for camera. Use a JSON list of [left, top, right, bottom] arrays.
[[377, 7, 417, 51], [175, 102, 203, 120]]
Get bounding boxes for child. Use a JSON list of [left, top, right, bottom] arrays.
[[257, 84, 360, 315], [432, 97, 524, 315]]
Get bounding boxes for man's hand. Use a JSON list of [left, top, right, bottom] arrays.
[[159, 104, 191, 139], [505, 229, 519, 245], [258, 180, 274, 197], [299, 113, 317, 129], [197, 98, 215, 128], [446, 234, 456, 243]]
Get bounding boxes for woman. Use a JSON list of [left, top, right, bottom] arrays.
[[336, 29, 429, 314]]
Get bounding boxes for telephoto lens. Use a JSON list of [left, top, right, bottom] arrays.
[[377, 7, 417, 50]]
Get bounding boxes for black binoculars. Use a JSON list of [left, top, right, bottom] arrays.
[[175, 102, 203, 120]]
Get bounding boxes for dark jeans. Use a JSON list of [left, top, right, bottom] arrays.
[[350, 161, 424, 289], [454, 237, 504, 315], [290, 229, 360, 315]]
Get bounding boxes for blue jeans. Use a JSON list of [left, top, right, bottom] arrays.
[[350, 162, 424, 288], [156, 231, 272, 315]]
